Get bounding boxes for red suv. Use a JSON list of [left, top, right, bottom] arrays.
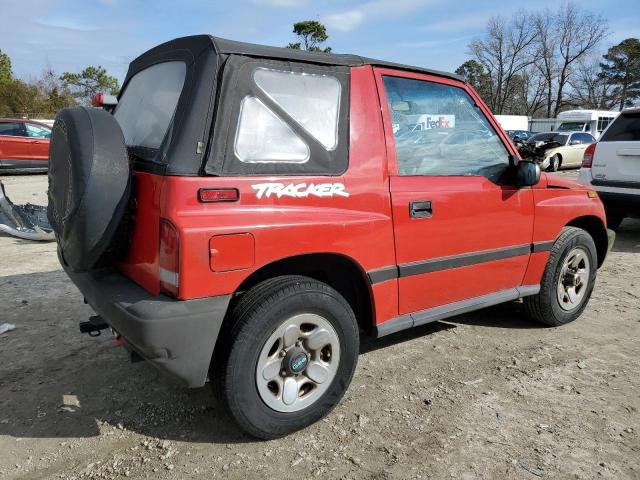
[[0, 119, 51, 173], [47, 35, 615, 439]]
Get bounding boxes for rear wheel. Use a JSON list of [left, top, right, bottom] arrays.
[[524, 227, 597, 326], [212, 276, 359, 439]]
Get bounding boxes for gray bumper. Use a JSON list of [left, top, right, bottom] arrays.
[[62, 257, 231, 387]]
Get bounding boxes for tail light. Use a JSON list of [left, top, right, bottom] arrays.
[[159, 220, 180, 297], [582, 143, 596, 168]]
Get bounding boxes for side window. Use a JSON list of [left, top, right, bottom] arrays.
[[576, 133, 594, 144], [0, 122, 24, 136], [235, 96, 310, 163], [382, 76, 510, 181], [25, 124, 52, 139], [569, 134, 581, 144], [233, 69, 341, 164]]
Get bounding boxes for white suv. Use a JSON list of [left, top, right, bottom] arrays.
[[578, 108, 640, 229]]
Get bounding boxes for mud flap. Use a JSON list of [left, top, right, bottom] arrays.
[[0, 181, 54, 241]]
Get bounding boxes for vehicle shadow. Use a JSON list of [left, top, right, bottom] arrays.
[[611, 218, 640, 254], [0, 269, 250, 444]]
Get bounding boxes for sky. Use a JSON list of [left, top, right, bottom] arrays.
[[2, 0, 639, 84]]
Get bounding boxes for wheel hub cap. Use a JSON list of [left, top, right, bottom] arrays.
[[285, 348, 309, 375], [255, 313, 340, 413], [557, 247, 590, 311]]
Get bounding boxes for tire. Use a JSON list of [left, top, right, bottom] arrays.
[[211, 275, 359, 439], [47, 107, 131, 272], [605, 212, 624, 231], [524, 227, 597, 326], [549, 154, 561, 172]]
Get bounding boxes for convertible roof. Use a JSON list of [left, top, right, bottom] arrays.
[[210, 36, 464, 82], [127, 34, 464, 83]]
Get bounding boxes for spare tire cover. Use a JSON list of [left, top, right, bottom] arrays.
[[48, 107, 131, 272]]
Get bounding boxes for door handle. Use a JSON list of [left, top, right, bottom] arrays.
[[409, 200, 432, 218]]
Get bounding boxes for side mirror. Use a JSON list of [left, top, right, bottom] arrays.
[[515, 160, 541, 187]]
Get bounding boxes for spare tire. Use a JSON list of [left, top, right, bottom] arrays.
[[48, 107, 131, 272]]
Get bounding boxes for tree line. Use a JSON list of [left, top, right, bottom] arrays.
[[456, 3, 640, 116], [0, 50, 119, 118]]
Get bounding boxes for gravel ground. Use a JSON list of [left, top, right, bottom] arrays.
[[0, 172, 639, 480]]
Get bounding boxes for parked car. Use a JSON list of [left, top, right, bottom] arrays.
[[578, 107, 640, 229], [0, 119, 51, 173], [47, 35, 614, 440], [521, 131, 595, 171], [506, 129, 533, 143]]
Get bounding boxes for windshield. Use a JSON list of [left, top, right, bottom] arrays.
[[528, 133, 568, 145], [557, 122, 585, 132], [114, 61, 186, 151]]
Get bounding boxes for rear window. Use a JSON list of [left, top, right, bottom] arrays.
[[114, 61, 186, 150], [600, 113, 640, 142]]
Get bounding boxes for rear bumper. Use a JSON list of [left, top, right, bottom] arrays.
[[62, 255, 231, 387]]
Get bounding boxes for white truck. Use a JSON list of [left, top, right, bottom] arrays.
[[557, 110, 619, 139]]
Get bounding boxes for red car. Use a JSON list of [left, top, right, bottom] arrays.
[[0, 119, 51, 173], [47, 35, 615, 439]]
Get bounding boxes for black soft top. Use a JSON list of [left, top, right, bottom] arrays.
[[126, 34, 464, 83], [210, 36, 464, 82], [120, 35, 464, 177]]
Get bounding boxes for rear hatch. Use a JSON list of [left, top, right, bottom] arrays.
[[591, 109, 640, 189]]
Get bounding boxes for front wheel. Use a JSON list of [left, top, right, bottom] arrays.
[[212, 276, 359, 439], [548, 154, 561, 172], [524, 227, 597, 326]]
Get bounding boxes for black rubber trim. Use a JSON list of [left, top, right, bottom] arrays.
[[367, 242, 557, 284], [376, 285, 540, 337], [398, 244, 531, 277], [591, 179, 640, 189], [532, 240, 555, 253], [367, 266, 398, 284]]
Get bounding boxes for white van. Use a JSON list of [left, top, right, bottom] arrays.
[[557, 110, 619, 139], [578, 108, 640, 229]]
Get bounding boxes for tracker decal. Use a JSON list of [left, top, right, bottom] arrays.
[[252, 183, 350, 199]]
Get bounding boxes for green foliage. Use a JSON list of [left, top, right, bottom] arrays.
[[599, 38, 640, 110], [60, 65, 120, 105], [455, 60, 492, 99], [0, 50, 12, 84], [287, 20, 331, 53], [0, 50, 77, 117]]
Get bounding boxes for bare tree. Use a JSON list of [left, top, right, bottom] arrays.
[[467, 2, 608, 116], [533, 8, 558, 116], [468, 11, 537, 114], [552, 3, 608, 115], [567, 58, 616, 109]]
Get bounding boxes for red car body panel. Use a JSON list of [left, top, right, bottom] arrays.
[[0, 119, 51, 171], [117, 65, 607, 331]]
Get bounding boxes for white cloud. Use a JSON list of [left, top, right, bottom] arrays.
[[254, 0, 309, 7], [324, 10, 365, 32], [323, 0, 436, 32]]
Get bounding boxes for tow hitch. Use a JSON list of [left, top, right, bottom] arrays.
[[79, 315, 109, 337]]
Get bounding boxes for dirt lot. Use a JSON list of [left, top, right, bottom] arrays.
[[1, 172, 638, 480]]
